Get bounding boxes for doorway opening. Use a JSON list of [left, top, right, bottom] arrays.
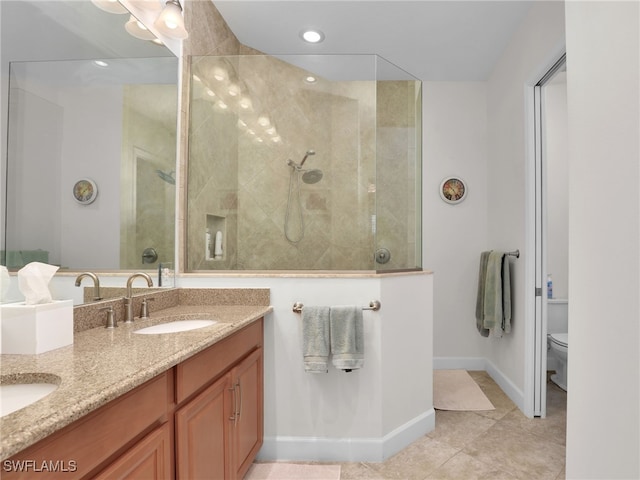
[[531, 53, 567, 417]]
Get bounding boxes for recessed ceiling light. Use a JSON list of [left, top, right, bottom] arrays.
[[301, 29, 324, 44], [304, 75, 317, 84], [94, 60, 109, 67]]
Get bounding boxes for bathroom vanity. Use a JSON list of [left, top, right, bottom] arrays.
[[0, 289, 271, 480]]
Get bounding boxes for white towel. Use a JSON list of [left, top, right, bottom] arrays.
[[302, 306, 330, 373], [330, 305, 364, 372]]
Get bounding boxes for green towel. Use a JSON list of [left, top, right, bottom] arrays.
[[330, 305, 364, 372], [302, 306, 330, 373], [502, 255, 512, 334], [475, 251, 491, 337], [482, 251, 512, 337]]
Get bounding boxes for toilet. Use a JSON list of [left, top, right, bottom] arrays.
[[548, 332, 568, 391], [547, 299, 568, 391]]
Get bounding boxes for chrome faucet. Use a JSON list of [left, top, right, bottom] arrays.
[[75, 272, 102, 301], [124, 272, 153, 323]]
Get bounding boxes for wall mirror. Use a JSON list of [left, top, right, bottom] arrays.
[[1, 1, 178, 279]]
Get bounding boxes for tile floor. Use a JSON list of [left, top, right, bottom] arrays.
[[339, 371, 567, 480]]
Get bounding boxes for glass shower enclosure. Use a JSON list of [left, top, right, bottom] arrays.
[[186, 54, 421, 271]]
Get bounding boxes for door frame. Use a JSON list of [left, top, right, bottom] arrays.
[[524, 53, 566, 418]]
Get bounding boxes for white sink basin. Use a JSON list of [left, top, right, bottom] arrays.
[[134, 319, 217, 335], [1, 382, 59, 417]]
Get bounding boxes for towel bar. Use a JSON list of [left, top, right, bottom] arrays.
[[293, 300, 381, 314], [506, 250, 520, 258]]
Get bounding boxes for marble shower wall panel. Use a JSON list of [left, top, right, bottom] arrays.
[[376, 81, 419, 271], [232, 56, 377, 270], [186, 54, 419, 270], [187, 58, 240, 270], [121, 85, 177, 270]]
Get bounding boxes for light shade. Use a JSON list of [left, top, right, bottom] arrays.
[[154, 0, 188, 40], [91, 0, 128, 14], [125, 15, 156, 41]]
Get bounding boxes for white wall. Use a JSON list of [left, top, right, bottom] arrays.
[[173, 274, 433, 463], [59, 85, 122, 269], [485, 1, 565, 402], [5, 88, 63, 264], [423, 82, 490, 365], [564, 1, 640, 478], [544, 75, 569, 300]]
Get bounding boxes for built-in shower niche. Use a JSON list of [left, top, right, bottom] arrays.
[[205, 215, 226, 262]]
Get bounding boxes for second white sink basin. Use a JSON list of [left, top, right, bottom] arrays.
[[1, 382, 59, 417], [134, 319, 217, 335]]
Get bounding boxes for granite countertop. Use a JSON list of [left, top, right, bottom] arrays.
[[0, 303, 273, 460]]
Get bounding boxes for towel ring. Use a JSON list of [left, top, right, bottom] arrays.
[[293, 300, 381, 314]]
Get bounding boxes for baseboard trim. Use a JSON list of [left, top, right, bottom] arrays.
[[485, 359, 525, 412], [257, 409, 435, 463], [433, 356, 486, 370]]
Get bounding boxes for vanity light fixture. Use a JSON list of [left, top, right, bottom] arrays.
[[91, 0, 128, 14], [125, 15, 156, 41], [154, 0, 188, 39], [301, 29, 325, 44]]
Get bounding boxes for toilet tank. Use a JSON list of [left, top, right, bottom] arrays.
[[547, 299, 568, 333]]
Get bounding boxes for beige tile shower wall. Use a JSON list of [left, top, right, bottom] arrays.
[[232, 56, 377, 270], [188, 57, 240, 270], [179, 1, 243, 272], [376, 81, 420, 271], [121, 85, 177, 269]]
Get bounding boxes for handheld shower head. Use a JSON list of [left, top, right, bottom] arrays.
[[299, 149, 316, 166]]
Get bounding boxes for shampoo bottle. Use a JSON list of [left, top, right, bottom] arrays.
[[214, 230, 223, 258], [547, 274, 553, 299], [205, 229, 212, 260]]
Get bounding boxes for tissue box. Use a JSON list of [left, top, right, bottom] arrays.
[[1, 300, 73, 354]]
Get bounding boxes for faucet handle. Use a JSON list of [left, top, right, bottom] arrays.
[[100, 306, 117, 329], [141, 297, 155, 319]]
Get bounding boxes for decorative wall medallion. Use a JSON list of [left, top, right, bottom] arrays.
[[439, 176, 467, 204], [72, 178, 98, 205]]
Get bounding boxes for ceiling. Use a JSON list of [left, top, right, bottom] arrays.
[[213, 1, 534, 81]]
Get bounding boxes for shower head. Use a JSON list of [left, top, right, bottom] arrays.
[[301, 168, 323, 184], [156, 169, 176, 185], [299, 149, 316, 167]]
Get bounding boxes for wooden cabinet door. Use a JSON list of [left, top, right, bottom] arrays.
[[93, 424, 172, 480], [230, 348, 264, 480], [175, 374, 232, 480]]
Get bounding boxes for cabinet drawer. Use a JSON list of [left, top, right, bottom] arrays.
[[93, 424, 172, 480], [176, 319, 263, 404], [4, 372, 171, 480]]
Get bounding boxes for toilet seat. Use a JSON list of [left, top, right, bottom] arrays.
[[549, 333, 568, 348]]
